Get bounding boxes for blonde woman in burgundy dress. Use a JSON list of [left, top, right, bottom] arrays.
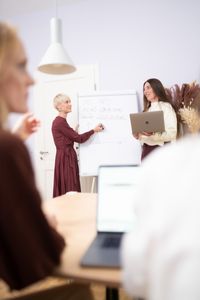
[[52, 94, 103, 197]]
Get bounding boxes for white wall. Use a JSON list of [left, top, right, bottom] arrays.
[[4, 0, 200, 107]]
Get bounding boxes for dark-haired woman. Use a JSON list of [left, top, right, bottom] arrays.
[[134, 78, 177, 160]]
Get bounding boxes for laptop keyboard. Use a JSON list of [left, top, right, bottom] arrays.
[[101, 236, 122, 248]]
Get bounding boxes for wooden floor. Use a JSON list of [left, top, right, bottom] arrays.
[[91, 284, 132, 300]]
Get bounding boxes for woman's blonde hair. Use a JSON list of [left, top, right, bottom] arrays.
[[0, 22, 19, 127], [53, 93, 70, 111]]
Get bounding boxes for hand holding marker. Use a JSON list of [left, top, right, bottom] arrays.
[[93, 123, 105, 132], [100, 123, 104, 130]]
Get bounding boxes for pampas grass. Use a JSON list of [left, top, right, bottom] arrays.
[[166, 82, 200, 135], [179, 105, 200, 133]]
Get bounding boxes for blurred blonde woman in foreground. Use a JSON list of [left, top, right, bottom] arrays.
[[0, 21, 94, 300]]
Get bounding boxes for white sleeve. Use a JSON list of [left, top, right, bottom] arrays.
[[120, 154, 160, 298], [121, 166, 154, 298], [139, 104, 177, 146], [121, 229, 150, 298]]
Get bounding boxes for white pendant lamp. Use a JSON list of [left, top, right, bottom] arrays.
[[38, 6, 76, 75]]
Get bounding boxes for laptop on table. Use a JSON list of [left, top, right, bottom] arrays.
[[129, 110, 165, 134], [80, 164, 139, 268]]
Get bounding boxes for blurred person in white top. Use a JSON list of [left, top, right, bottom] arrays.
[[121, 135, 200, 300]]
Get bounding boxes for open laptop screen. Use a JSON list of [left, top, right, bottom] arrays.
[[97, 165, 139, 233]]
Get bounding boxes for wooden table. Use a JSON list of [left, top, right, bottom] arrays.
[[44, 192, 122, 289]]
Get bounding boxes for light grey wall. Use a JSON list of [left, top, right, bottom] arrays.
[[4, 0, 200, 104]]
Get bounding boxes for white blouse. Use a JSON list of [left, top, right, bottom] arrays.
[[121, 136, 200, 300], [139, 101, 177, 146]]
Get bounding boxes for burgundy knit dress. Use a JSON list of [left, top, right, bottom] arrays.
[[52, 116, 94, 197]]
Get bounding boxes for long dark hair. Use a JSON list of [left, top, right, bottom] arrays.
[[143, 78, 169, 111]]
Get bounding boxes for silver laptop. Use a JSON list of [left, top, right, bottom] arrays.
[[80, 164, 139, 268], [130, 110, 165, 134]]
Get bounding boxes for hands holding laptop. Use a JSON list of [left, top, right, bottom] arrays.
[[133, 131, 153, 139]]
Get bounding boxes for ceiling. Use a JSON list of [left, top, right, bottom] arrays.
[[0, 0, 78, 18]]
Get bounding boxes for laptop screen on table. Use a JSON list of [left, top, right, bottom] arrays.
[[97, 165, 140, 233]]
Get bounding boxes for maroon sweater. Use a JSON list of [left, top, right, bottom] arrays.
[[0, 130, 65, 290]]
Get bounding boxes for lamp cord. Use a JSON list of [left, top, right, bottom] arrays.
[[55, 0, 58, 18]]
